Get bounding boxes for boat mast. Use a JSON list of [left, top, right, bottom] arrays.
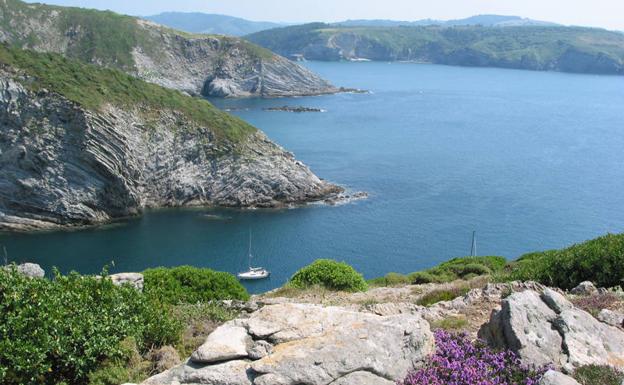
[[248, 229, 252, 270], [470, 231, 477, 257]]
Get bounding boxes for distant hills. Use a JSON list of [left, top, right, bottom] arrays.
[[141, 13, 560, 38], [144, 12, 284, 36], [335, 15, 559, 28], [245, 23, 624, 75], [0, 0, 336, 98]]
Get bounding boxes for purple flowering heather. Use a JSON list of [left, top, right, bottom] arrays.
[[400, 330, 547, 385]]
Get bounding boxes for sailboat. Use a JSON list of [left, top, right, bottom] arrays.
[[237, 230, 270, 280]]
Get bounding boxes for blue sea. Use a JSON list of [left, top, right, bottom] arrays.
[[2, 62, 624, 293]]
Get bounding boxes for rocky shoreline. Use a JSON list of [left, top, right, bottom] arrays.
[[0, 67, 342, 232]]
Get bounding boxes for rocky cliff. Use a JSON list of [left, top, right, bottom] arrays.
[[0, 0, 338, 97], [0, 47, 341, 231]]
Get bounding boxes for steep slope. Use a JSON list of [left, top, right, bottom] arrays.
[[0, 45, 341, 231], [246, 24, 624, 75], [144, 12, 282, 36], [0, 0, 337, 97]]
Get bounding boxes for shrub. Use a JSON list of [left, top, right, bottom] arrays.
[[573, 365, 623, 385], [369, 256, 506, 288], [410, 271, 448, 284], [289, 259, 368, 292], [416, 285, 470, 307], [0, 268, 181, 385], [368, 272, 411, 287], [506, 233, 624, 289], [87, 337, 150, 385], [400, 330, 547, 385], [143, 266, 249, 305]]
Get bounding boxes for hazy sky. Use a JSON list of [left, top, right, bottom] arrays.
[[24, 0, 624, 30]]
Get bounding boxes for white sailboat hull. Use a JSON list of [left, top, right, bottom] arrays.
[[238, 269, 270, 280]]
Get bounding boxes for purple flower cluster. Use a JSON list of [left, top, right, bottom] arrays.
[[400, 330, 547, 385]]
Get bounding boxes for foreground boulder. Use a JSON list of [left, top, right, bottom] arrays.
[[479, 288, 624, 372], [539, 370, 581, 385], [142, 303, 435, 385]]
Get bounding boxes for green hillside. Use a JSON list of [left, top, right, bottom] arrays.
[[246, 24, 624, 75], [0, 0, 274, 71], [0, 43, 256, 142]]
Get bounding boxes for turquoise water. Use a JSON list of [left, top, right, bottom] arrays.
[[2, 62, 624, 293]]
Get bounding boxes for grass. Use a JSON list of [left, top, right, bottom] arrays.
[[0, 44, 256, 143], [430, 316, 469, 331], [416, 285, 471, 307], [574, 365, 624, 385]]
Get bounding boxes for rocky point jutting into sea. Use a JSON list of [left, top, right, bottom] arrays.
[[0, 45, 342, 232]]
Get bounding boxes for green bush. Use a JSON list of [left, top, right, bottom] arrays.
[[505, 233, 624, 289], [0, 268, 181, 385], [289, 259, 368, 292], [143, 266, 249, 305]]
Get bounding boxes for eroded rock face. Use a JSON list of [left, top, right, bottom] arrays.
[[479, 288, 624, 372], [141, 303, 435, 385], [0, 73, 340, 231]]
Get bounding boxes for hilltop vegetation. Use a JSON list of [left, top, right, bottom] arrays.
[[246, 24, 624, 75], [0, 0, 335, 97]]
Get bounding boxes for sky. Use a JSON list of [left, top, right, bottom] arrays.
[[24, 0, 624, 30]]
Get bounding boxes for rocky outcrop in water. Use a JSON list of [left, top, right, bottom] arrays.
[[0, 0, 338, 98], [0, 69, 341, 231], [263, 106, 325, 113], [141, 303, 435, 385]]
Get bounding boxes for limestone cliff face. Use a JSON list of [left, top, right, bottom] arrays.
[[0, 70, 340, 231], [0, 0, 338, 98]]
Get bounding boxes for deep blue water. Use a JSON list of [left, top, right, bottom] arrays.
[[2, 62, 624, 293]]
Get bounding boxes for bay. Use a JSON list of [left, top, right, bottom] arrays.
[[2, 62, 624, 293]]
